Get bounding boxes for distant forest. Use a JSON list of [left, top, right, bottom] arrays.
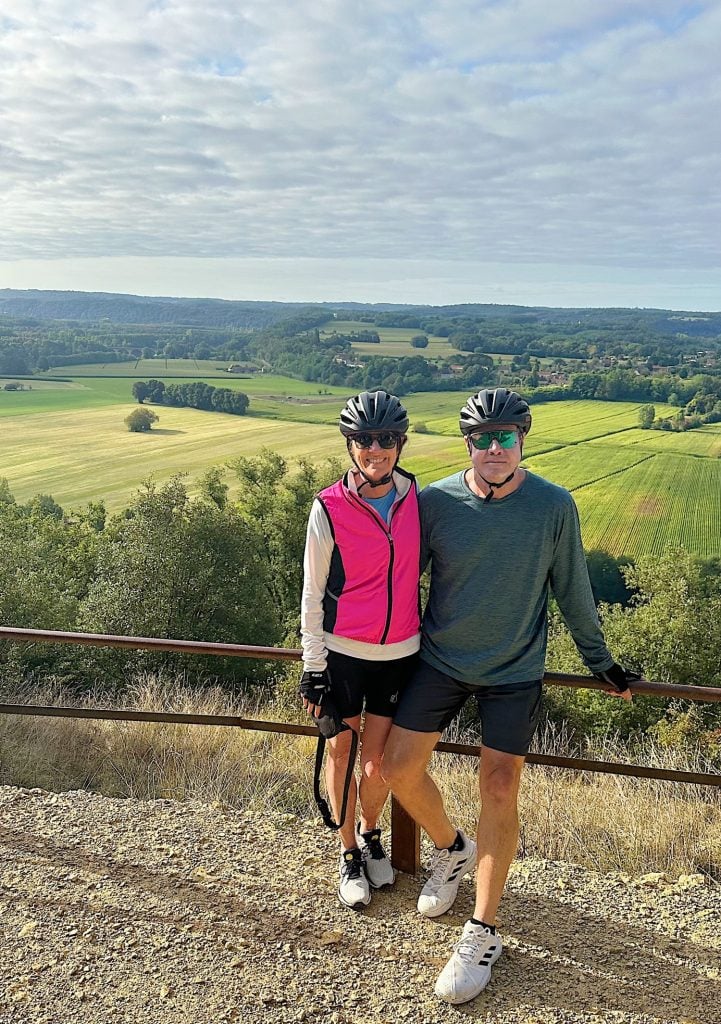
[[1, 289, 721, 417]]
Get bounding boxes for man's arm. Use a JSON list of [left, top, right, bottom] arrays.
[[549, 497, 637, 699], [549, 496, 615, 673], [300, 500, 333, 672]]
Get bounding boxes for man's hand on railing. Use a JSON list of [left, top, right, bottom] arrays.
[[593, 663, 641, 702]]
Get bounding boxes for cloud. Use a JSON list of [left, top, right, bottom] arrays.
[[0, 0, 719, 300]]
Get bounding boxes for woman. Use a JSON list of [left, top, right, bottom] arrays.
[[300, 390, 421, 909]]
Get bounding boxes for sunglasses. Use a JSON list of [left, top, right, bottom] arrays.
[[349, 431, 400, 449], [469, 429, 520, 450]]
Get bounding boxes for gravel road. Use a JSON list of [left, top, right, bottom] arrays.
[[1, 786, 719, 1024]]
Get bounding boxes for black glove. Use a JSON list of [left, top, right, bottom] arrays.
[[300, 669, 346, 740], [593, 662, 641, 694], [299, 669, 331, 708]]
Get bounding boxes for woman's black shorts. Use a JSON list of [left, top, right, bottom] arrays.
[[326, 650, 418, 720]]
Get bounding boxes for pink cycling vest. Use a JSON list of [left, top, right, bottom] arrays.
[[317, 468, 421, 646]]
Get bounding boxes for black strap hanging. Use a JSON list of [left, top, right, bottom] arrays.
[[313, 726, 359, 830]]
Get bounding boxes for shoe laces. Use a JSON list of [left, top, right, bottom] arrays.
[[454, 925, 494, 963], [341, 850, 363, 880], [424, 846, 452, 892]]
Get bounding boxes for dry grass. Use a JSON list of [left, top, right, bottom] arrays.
[[1, 677, 719, 878]]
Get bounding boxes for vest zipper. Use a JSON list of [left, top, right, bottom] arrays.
[[380, 535, 395, 644]]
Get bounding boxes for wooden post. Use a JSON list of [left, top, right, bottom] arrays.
[[390, 794, 420, 874]]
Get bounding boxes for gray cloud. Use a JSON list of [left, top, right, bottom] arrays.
[[0, 0, 719, 304]]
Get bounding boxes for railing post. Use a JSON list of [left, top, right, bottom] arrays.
[[390, 794, 420, 874]]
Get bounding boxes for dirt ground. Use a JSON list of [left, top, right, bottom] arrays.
[[1, 786, 719, 1024]]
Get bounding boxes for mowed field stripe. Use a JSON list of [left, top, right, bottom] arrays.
[[573, 455, 721, 559]]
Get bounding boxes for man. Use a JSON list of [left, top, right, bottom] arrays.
[[300, 391, 421, 909], [382, 387, 639, 1004]]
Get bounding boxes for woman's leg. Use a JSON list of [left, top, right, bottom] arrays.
[[357, 712, 394, 831], [325, 714, 362, 851]]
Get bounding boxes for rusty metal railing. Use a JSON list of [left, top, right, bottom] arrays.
[[1, 626, 720, 873]]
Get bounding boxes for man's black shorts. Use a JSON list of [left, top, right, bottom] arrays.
[[393, 658, 542, 756], [326, 650, 418, 719]]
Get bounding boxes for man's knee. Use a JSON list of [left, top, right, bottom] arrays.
[[480, 755, 524, 807], [380, 727, 432, 788]]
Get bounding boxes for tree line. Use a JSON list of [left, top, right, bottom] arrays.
[[132, 380, 250, 415]]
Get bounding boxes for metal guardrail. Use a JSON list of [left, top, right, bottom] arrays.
[[1, 626, 720, 873]]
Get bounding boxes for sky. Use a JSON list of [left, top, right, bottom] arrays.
[[1, 0, 720, 310]]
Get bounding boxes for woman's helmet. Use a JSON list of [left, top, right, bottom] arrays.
[[339, 390, 409, 436], [459, 388, 532, 436]]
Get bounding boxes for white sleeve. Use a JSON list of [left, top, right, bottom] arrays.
[[300, 499, 334, 672]]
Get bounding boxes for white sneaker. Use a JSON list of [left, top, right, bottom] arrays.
[[338, 848, 371, 910], [356, 824, 395, 889], [434, 921, 502, 1004], [417, 830, 477, 917]]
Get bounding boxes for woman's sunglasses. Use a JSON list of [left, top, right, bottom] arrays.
[[469, 429, 520, 450], [349, 431, 400, 449]]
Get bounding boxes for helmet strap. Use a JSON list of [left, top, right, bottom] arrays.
[[478, 470, 516, 503]]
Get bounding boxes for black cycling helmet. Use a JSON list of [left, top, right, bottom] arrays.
[[459, 388, 532, 436], [339, 390, 409, 436]]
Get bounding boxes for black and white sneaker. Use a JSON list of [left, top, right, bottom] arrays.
[[356, 823, 395, 889], [417, 830, 477, 917], [434, 921, 502, 1003], [338, 848, 371, 910]]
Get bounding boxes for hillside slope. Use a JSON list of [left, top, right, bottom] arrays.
[[0, 787, 718, 1023]]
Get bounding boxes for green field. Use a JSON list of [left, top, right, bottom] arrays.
[[0, 369, 718, 560], [321, 320, 458, 359], [321, 320, 584, 367]]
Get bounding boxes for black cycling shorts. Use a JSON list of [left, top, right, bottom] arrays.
[[326, 650, 418, 720], [393, 658, 543, 757]]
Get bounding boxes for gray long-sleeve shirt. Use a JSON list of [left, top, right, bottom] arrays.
[[419, 470, 613, 685]]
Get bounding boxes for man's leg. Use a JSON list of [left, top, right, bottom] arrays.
[[435, 679, 539, 1005], [381, 723, 453, 847], [473, 745, 525, 924], [383, 724, 477, 916]]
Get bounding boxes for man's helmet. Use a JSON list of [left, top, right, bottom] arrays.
[[339, 390, 409, 436], [459, 388, 532, 436]]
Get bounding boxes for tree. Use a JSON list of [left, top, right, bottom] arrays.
[[410, 335, 429, 349], [0, 492, 99, 683], [125, 408, 159, 432], [230, 449, 343, 631], [638, 404, 655, 429], [545, 549, 721, 738], [78, 478, 281, 688], [132, 381, 151, 404]]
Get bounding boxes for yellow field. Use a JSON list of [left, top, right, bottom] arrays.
[[0, 402, 469, 510], [1, 379, 718, 560]]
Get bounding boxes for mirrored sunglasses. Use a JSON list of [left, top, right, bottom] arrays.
[[469, 429, 520, 450], [349, 431, 400, 449]]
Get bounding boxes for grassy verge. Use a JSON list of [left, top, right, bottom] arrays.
[[1, 678, 718, 879]]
